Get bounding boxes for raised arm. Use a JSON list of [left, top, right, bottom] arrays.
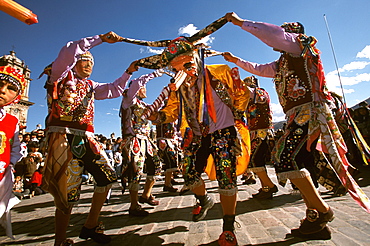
[[225, 12, 302, 55]]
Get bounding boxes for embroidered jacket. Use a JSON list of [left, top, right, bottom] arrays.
[[45, 35, 131, 135], [155, 64, 251, 178]]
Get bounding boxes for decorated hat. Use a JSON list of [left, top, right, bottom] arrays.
[[119, 16, 227, 69], [77, 51, 94, 64], [281, 22, 305, 34], [0, 65, 26, 104]]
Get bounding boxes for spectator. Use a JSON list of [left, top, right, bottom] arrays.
[[23, 133, 31, 145], [27, 141, 43, 167], [104, 143, 114, 166], [13, 175, 30, 199], [112, 137, 122, 152], [30, 166, 46, 197], [14, 152, 39, 182], [100, 136, 108, 149], [18, 133, 28, 159], [114, 148, 123, 179], [30, 133, 39, 142]]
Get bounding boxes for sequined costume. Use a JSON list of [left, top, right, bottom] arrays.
[[42, 35, 131, 214], [120, 71, 162, 191], [156, 121, 180, 173], [155, 64, 250, 196], [233, 19, 370, 211], [246, 87, 274, 172]]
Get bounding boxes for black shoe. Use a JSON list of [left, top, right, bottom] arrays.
[[164, 185, 178, 192], [129, 205, 149, 217], [79, 223, 111, 244], [192, 194, 214, 222], [299, 208, 334, 234], [252, 185, 278, 199], [291, 226, 331, 240]]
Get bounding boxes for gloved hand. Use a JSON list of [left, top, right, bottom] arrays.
[[153, 69, 165, 77]]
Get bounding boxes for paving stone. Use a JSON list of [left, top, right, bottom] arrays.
[[1, 168, 369, 245]]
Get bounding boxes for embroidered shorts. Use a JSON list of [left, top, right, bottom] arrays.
[[122, 143, 162, 184], [66, 134, 117, 187], [273, 122, 316, 174], [249, 137, 270, 169], [43, 133, 116, 213], [183, 126, 238, 190], [157, 139, 179, 171]]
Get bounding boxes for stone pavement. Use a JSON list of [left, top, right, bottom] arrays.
[[1, 166, 370, 246]]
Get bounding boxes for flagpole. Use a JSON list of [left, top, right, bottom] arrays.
[[323, 14, 347, 105]]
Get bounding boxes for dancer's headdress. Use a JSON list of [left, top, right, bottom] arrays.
[[281, 22, 305, 34], [0, 65, 26, 104]]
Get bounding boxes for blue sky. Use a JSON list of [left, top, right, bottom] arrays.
[[1, 0, 370, 137]]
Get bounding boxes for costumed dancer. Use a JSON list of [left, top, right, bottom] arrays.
[[0, 65, 24, 239], [118, 16, 251, 246], [223, 12, 370, 240], [243, 76, 278, 199], [40, 31, 139, 246], [155, 102, 181, 193], [154, 44, 251, 246], [119, 69, 164, 217]]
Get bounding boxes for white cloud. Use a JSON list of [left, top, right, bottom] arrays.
[[270, 102, 286, 122], [326, 71, 370, 93], [339, 61, 370, 72], [179, 24, 198, 36], [140, 47, 164, 55], [325, 45, 370, 95], [178, 24, 214, 46], [357, 45, 370, 59]]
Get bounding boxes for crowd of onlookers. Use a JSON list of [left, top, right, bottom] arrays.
[[12, 131, 126, 200], [12, 130, 47, 199]]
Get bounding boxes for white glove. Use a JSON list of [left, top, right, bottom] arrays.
[[153, 69, 165, 77]]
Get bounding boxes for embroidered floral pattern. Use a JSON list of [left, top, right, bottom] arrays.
[[57, 78, 94, 125], [287, 77, 306, 99], [67, 159, 83, 203]]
